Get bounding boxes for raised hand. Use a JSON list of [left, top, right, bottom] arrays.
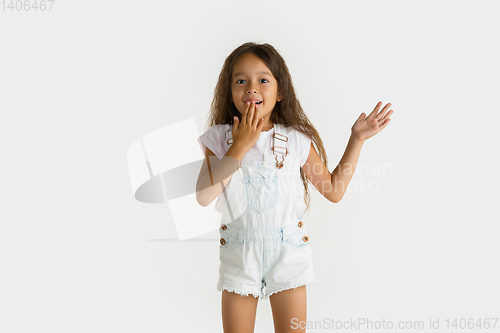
[[231, 100, 265, 152], [351, 102, 394, 143]]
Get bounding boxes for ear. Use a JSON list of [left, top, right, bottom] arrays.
[[277, 91, 283, 102]]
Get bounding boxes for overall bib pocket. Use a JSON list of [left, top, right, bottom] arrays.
[[243, 176, 278, 213]]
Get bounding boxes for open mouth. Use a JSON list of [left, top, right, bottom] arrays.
[[255, 101, 262, 104]]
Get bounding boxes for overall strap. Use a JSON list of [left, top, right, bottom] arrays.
[[226, 124, 233, 146], [226, 123, 288, 169], [225, 125, 239, 169], [273, 123, 288, 169]]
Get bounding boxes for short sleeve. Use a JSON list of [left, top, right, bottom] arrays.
[[197, 124, 229, 160], [297, 130, 312, 167]]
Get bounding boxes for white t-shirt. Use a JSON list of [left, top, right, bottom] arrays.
[[197, 124, 312, 166], [197, 123, 312, 213]]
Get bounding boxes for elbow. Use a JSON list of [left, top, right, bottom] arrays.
[[329, 197, 340, 204], [196, 198, 209, 208], [328, 192, 343, 204], [324, 180, 342, 203], [195, 187, 209, 207], [196, 194, 210, 207], [196, 198, 208, 207], [196, 192, 216, 208], [196, 181, 218, 207]]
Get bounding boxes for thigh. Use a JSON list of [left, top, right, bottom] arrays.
[[221, 290, 259, 333], [269, 285, 307, 333]]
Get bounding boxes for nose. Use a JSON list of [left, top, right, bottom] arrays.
[[246, 86, 258, 94]]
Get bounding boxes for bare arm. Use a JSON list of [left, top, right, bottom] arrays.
[[302, 135, 363, 203], [195, 144, 247, 207], [302, 102, 394, 203], [196, 100, 267, 207]]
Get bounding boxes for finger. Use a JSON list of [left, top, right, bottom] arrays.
[[378, 110, 393, 123], [247, 100, 255, 125], [368, 101, 382, 119], [258, 116, 265, 129], [242, 101, 251, 125], [252, 102, 260, 127], [233, 116, 239, 131], [379, 118, 391, 129], [376, 103, 392, 120]]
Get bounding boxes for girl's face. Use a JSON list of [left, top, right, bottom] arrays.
[[231, 53, 282, 130]]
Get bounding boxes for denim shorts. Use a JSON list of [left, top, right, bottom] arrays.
[[217, 218, 318, 299]]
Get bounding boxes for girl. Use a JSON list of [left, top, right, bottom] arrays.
[[196, 42, 394, 333]]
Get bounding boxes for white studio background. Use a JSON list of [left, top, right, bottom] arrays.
[[1, 1, 499, 332]]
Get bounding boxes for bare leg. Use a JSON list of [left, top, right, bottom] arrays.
[[269, 285, 307, 333], [221, 290, 259, 333]]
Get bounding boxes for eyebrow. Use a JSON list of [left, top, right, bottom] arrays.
[[233, 71, 272, 78]]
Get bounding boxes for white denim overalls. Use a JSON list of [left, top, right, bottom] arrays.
[[217, 123, 318, 299]]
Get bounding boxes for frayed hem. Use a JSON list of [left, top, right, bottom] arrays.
[[264, 279, 318, 299], [218, 286, 261, 299]]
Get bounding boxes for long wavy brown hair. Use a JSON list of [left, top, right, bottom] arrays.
[[204, 42, 328, 213]]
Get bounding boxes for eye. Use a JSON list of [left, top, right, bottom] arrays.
[[235, 79, 269, 84]]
